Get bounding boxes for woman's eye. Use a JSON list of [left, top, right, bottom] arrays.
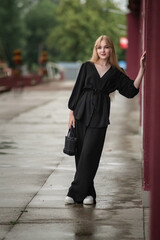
[[105, 46, 109, 48]]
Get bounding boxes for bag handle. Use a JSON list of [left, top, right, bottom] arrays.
[[67, 125, 76, 137]]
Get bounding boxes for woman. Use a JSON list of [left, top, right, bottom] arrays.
[[65, 35, 146, 205]]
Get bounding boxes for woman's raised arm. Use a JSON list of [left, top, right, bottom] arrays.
[[134, 51, 146, 89]]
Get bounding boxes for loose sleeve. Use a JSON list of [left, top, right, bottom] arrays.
[[116, 70, 139, 98], [68, 63, 86, 110]]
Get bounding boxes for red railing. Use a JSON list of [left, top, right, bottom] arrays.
[[0, 75, 42, 90]]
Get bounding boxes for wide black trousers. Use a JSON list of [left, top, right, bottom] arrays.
[[67, 119, 107, 203]]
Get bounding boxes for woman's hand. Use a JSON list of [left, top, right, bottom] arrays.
[[134, 51, 146, 89], [140, 51, 146, 70], [68, 110, 75, 129]]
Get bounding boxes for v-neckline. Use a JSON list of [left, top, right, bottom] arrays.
[[91, 62, 112, 79]]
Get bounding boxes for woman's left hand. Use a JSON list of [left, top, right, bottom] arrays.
[[134, 51, 146, 88], [140, 51, 146, 70]]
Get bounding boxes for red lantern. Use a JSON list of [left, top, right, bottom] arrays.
[[120, 37, 128, 49]]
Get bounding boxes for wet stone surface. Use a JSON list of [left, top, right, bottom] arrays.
[[0, 82, 148, 239]]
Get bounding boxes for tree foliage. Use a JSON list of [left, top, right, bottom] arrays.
[[0, 0, 24, 66], [0, 0, 126, 68], [47, 0, 126, 61], [24, 0, 57, 67]]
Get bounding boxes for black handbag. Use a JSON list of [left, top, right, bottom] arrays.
[[63, 125, 77, 156]]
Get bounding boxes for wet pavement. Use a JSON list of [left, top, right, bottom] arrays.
[[0, 81, 149, 240]]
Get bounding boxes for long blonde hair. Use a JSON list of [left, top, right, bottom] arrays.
[[90, 35, 124, 73]]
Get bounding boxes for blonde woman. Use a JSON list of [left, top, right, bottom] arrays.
[[65, 35, 146, 205]]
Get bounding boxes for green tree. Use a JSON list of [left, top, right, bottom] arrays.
[[0, 0, 126, 68], [47, 0, 126, 62], [0, 0, 24, 66], [24, 0, 57, 68]]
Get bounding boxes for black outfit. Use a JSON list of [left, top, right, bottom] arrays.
[[67, 61, 139, 203]]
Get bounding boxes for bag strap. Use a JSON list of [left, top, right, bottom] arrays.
[[67, 125, 76, 137]]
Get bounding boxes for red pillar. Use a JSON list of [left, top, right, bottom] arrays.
[[143, 0, 151, 191], [144, 0, 160, 239], [127, 2, 149, 190], [126, 13, 140, 79]]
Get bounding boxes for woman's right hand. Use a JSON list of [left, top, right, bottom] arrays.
[[68, 110, 75, 129]]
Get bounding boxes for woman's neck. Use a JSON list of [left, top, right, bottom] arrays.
[[96, 59, 110, 66]]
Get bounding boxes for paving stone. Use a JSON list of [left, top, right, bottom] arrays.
[[4, 220, 143, 240], [0, 208, 22, 224], [0, 225, 11, 240]]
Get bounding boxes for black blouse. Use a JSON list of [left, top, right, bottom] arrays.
[[68, 61, 139, 127]]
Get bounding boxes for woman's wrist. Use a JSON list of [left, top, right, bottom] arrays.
[[140, 65, 145, 72], [69, 110, 74, 115]]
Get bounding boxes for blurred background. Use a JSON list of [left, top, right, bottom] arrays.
[[0, 0, 128, 87]]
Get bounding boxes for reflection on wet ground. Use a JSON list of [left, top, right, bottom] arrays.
[[0, 141, 17, 155], [0, 141, 16, 149]]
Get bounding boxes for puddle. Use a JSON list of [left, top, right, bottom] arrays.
[[0, 141, 17, 150], [1, 164, 14, 168]]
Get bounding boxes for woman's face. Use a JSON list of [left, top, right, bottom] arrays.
[[96, 40, 112, 61]]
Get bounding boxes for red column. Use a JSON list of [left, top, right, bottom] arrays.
[[127, 4, 149, 190], [143, 0, 151, 191], [144, 0, 160, 239], [126, 13, 140, 79]]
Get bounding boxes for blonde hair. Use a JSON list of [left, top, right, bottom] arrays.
[[90, 35, 124, 73]]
